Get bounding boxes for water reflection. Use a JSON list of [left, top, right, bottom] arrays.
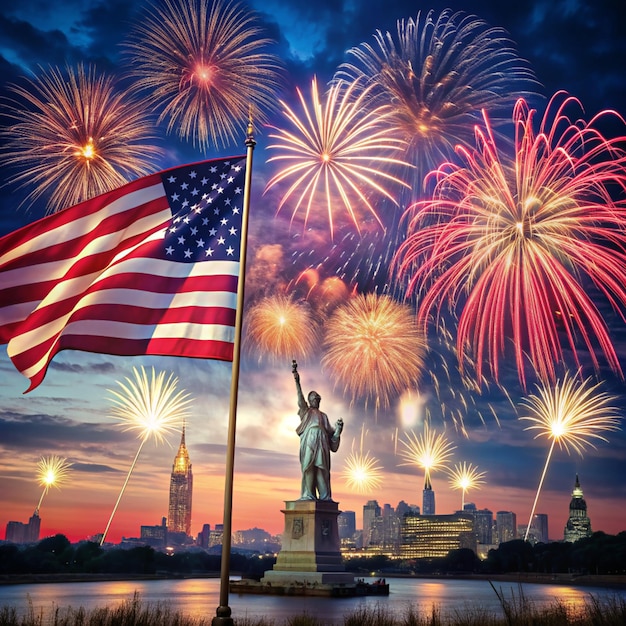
[[0, 577, 623, 623]]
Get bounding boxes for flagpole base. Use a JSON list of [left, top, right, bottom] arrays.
[[212, 606, 234, 626]]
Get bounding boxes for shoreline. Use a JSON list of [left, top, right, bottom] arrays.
[[399, 572, 626, 590], [1, 572, 625, 589]]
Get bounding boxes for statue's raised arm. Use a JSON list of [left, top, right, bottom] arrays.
[[292, 360, 307, 415]]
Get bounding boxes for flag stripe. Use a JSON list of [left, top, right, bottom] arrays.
[[15, 317, 237, 380], [0, 155, 247, 391], [0, 182, 167, 270]]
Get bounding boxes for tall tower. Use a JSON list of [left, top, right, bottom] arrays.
[[422, 475, 435, 515], [564, 474, 592, 542], [168, 425, 193, 536]]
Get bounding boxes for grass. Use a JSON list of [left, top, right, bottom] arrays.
[[1, 591, 625, 626]]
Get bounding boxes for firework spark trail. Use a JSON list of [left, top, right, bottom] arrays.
[[398, 423, 456, 485], [394, 93, 626, 389], [520, 371, 621, 541], [244, 294, 319, 364], [335, 9, 539, 197], [264, 76, 412, 239], [418, 315, 517, 436], [341, 425, 383, 494], [35, 455, 73, 513], [0, 63, 162, 214], [447, 461, 486, 509], [101, 366, 193, 545], [123, 0, 283, 151], [322, 293, 426, 409]]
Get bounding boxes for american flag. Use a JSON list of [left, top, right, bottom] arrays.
[[0, 155, 247, 392]]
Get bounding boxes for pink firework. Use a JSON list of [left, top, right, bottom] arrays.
[[394, 93, 626, 388]]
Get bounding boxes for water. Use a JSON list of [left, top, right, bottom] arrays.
[[0, 576, 624, 623]]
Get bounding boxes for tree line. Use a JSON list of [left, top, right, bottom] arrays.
[[1, 531, 625, 577]]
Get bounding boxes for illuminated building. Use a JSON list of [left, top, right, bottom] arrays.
[[564, 475, 592, 542], [422, 476, 435, 515], [168, 425, 193, 537], [400, 513, 475, 559]]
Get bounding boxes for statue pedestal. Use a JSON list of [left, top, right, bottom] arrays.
[[261, 500, 355, 585]]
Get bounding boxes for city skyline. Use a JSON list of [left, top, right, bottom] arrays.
[[0, 408, 612, 545], [1, 0, 626, 546]]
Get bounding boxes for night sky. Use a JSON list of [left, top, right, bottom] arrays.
[[1, 0, 625, 545]]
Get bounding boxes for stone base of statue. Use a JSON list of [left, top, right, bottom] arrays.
[[262, 499, 354, 585], [230, 500, 389, 597]]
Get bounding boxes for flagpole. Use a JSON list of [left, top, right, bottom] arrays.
[[212, 118, 256, 626]]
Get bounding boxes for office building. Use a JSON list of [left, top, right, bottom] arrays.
[[496, 511, 517, 544], [400, 513, 476, 559], [338, 510, 356, 539], [362, 500, 380, 547], [531, 513, 549, 544], [197, 524, 211, 549], [141, 517, 167, 547], [474, 508, 494, 545], [5, 511, 40, 544]]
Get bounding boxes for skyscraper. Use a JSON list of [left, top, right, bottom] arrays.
[[474, 508, 494, 545], [168, 426, 193, 537], [362, 500, 380, 547], [532, 513, 549, 544], [422, 475, 435, 515], [338, 510, 356, 539], [564, 474, 592, 543], [496, 511, 517, 544]]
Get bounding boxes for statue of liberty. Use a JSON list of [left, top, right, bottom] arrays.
[[292, 360, 343, 501]]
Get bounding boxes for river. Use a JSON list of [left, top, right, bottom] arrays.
[[0, 576, 625, 623]]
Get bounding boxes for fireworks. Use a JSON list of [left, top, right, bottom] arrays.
[[321, 293, 426, 409], [398, 423, 456, 484], [447, 461, 485, 509], [244, 295, 319, 363], [341, 425, 383, 494], [101, 365, 193, 544], [0, 63, 162, 214], [123, 0, 283, 151], [336, 9, 538, 193], [393, 93, 626, 389], [520, 371, 621, 541], [342, 451, 383, 494], [35, 455, 73, 513], [264, 76, 411, 238]]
